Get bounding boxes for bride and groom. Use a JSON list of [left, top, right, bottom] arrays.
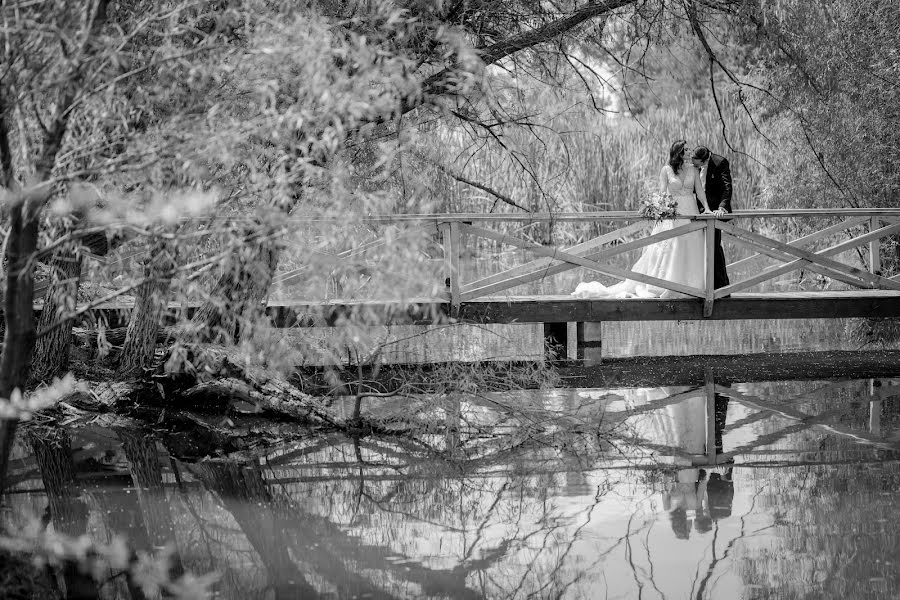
[[572, 140, 733, 299]]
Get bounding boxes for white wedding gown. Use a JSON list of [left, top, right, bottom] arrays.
[[572, 164, 706, 299]]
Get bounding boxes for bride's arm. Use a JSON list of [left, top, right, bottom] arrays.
[[694, 169, 712, 213], [658, 165, 669, 194]]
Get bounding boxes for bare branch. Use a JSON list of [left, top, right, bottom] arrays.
[[426, 157, 530, 212]]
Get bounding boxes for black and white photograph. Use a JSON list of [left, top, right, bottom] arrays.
[[1, 1, 899, 598]]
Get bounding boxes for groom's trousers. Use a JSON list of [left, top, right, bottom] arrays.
[[713, 229, 730, 289]]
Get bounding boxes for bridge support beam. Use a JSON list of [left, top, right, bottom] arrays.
[[580, 322, 603, 363], [543, 321, 599, 363], [870, 217, 881, 275]]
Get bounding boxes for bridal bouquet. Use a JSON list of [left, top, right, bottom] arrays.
[[639, 191, 678, 221]]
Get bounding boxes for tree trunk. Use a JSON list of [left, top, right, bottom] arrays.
[[28, 427, 97, 600], [194, 462, 318, 599], [117, 241, 176, 378], [30, 247, 84, 384], [1, 0, 109, 489], [119, 430, 185, 580], [0, 199, 41, 493]]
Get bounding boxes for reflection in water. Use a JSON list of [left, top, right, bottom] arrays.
[[3, 377, 900, 598], [299, 317, 900, 365], [601, 317, 900, 358], [27, 427, 98, 599]]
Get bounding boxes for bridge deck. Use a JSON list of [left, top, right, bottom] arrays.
[[65, 290, 900, 327]]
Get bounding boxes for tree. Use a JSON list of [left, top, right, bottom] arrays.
[[2, 0, 844, 489]]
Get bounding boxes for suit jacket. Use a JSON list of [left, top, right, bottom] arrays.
[[699, 154, 733, 213]]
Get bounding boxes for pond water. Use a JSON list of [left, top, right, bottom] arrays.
[[4, 372, 900, 599], [295, 316, 896, 365]]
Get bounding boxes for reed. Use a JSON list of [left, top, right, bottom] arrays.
[[420, 91, 770, 251]]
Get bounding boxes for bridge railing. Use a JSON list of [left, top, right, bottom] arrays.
[[78, 209, 900, 319], [430, 209, 900, 317]]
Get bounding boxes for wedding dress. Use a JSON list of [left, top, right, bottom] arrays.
[[572, 164, 707, 299]]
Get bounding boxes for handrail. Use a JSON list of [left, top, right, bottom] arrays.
[[271, 208, 900, 224], [434, 211, 899, 317]]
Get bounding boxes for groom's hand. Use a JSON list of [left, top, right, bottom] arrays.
[[713, 208, 728, 217]]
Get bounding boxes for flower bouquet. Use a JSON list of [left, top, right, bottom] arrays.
[[638, 191, 678, 221]]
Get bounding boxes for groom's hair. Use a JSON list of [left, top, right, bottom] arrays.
[[692, 146, 711, 161]]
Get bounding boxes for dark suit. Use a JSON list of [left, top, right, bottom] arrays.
[[697, 154, 732, 289]]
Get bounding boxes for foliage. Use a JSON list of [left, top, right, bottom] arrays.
[[743, 0, 900, 212], [0, 376, 79, 421], [0, 525, 216, 599]]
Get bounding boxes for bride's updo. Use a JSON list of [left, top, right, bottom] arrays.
[[668, 139, 688, 174]]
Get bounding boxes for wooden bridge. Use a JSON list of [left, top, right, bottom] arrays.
[[263, 208, 900, 359], [56, 208, 900, 360]]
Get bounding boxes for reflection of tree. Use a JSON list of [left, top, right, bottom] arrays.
[[734, 462, 900, 598], [192, 462, 319, 599], [27, 427, 96, 599], [193, 456, 484, 598], [185, 429, 603, 600], [266, 433, 621, 599], [118, 430, 184, 578]]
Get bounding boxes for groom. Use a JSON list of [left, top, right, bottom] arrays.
[[691, 146, 732, 289]]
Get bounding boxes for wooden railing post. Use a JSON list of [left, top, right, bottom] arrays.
[[869, 379, 882, 435], [704, 217, 716, 317], [705, 366, 717, 465], [870, 216, 881, 276], [441, 220, 461, 315]]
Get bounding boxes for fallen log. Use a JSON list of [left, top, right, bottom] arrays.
[[72, 326, 175, 348], [179, 376, 338, 426]]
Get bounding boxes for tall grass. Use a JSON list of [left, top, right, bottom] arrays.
[[417, 91, 769, 248]]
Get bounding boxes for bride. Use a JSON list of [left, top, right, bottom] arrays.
[[572, 139, 713, 299]]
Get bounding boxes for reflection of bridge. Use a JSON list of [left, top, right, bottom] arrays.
[[7, 373, 900, 598], [53, 209, 900, 360], [603, 370, 900, 469]]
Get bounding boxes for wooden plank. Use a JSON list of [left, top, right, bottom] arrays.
[[602, 386, 707, 418], [461, 222, 707, 298], [461, 221, 707, 300], [275, 225, 433, 286], [247, 209, 900, 226], [445, 222, 461, 311], [704, 220, 715, 317], [724, 217, 900, 295], [462, 221, 647, 292], [334, 224, 432, 259], [747, 221, 900, 289], [468, 262, 707, 301], [716, 221, 900, 294], [718, 221, 891, 288], [726, 215, 870, 272], [24, 290, 900, 328], [716, 234, 871, 295], [870, 217, 881, 274], [714, 385, 898, 450], [575, 321, 586, 362], [705, 368, 717, 464], [457, 291, 900, 323], [870, 398, 882, 436], [440, 222, 452, 298]]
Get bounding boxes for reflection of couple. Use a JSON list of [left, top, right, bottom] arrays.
[[573, 140, 733, 298], [664, 466, 734, 539], [662, 391, 733, 539]]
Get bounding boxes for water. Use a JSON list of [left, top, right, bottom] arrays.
[[4, 373, 900, 599], [293, 316, 893, 365]]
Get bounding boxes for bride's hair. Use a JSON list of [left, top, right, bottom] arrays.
[[668, 139, 688, 174]]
